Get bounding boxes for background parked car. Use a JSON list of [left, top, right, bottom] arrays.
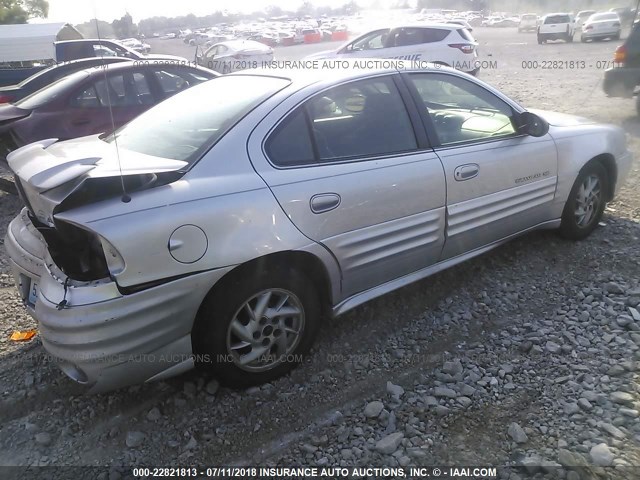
[[0, 57, 131, 104], [0, 62, 217, 160], [604, 21, 640, 112], [538, 13, 575, 44], [306, 24, 480, 75], [54, 39, 184, 63], [518, 14, 539, 32], [119, 38, 151, 54], [581, 12, 622, 42], [197, 40, 274, 73], [575, 10, 597, 30]]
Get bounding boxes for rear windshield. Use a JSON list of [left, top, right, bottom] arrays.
[[589, 13, 619, 21], [521, 15, 537, 20], [544, 15, 570, 24], [14, 72, 88, 109], [104, 75, 289, 164]]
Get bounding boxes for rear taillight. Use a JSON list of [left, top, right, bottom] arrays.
[[614, 45, 627, 64], [448, 43, 475, 54], [0, 94, 13, 104]]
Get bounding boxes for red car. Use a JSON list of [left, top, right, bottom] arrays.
[[0, 62, 217, 160]]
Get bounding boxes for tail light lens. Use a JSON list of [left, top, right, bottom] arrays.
[[614, 45, 627, 64], [0, 94, 13, 104], [448, 43, 475, 54]]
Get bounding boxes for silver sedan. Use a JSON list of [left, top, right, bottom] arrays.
[[581, 12, 622, 42], [5, 63, 632, 392]]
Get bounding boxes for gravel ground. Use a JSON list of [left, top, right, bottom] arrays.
[[1, 27, 640, 479]]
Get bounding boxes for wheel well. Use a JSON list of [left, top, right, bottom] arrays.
[[206, 251, 333, 317], [589, 154, 617, 201]]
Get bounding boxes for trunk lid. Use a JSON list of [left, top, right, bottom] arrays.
[[8, 135, 187, 226]]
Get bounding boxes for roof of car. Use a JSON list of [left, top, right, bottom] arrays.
[[54, 38, 121, 45], [231, 58, 459, 85], [215, 39, 271, 49], [389, 23, 464, 30], [74, 61, 217, 77]]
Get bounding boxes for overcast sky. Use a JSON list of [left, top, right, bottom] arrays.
[[44, 0, 395, 24]]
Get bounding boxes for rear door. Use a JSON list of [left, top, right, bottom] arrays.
[[403, 72, 558, 259], [248, 74, 447, 298], [65, 70, 156, 137]]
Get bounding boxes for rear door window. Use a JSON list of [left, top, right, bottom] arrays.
[[267, 76, 418, 166], [71, 72, 153, 107], [390, 28, 450, 47]]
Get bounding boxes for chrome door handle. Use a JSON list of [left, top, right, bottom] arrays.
[[454, 164, 479, 181], [310, 193, 341, 214]]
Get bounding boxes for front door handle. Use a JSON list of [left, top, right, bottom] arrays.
[[310, 193, 341, 214], [454, 164, 479, 181]]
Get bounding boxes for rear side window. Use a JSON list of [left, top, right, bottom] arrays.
[[545, 15, 570, 24], [266, 109, 315, 166], [391, 28, 450, 46], [267, 76, 418, 166], [70, 72, 153, 107], [422, 28, 451, 43]]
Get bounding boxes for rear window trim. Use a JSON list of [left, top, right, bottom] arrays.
[[262, 73, 426, 169], [181, 74, 292, 171]]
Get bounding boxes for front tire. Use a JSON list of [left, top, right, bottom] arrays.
[[559, 162, 608, 240], [192, 265, 321, 387]]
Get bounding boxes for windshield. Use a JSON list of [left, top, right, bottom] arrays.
[[103, 75, 289, 164], [14, 72, 88, 109]]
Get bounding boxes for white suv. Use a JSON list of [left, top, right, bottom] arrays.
[[538, 13, 575, 43], [306, 24, 480, 75]]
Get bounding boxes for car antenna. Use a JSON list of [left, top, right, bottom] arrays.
[[93, 5, 131, 203]]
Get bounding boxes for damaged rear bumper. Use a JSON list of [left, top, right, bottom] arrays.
[[5, 208, 231, 393]]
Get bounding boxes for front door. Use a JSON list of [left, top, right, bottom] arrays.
[[403, 72, 559, 259]]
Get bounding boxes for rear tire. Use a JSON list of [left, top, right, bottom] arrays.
[[537, 35, 544, 44], [192, 264, 321, 388], [559, 162, 608, 240]]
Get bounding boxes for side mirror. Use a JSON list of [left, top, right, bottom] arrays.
[[515, 111, 549, 137]]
